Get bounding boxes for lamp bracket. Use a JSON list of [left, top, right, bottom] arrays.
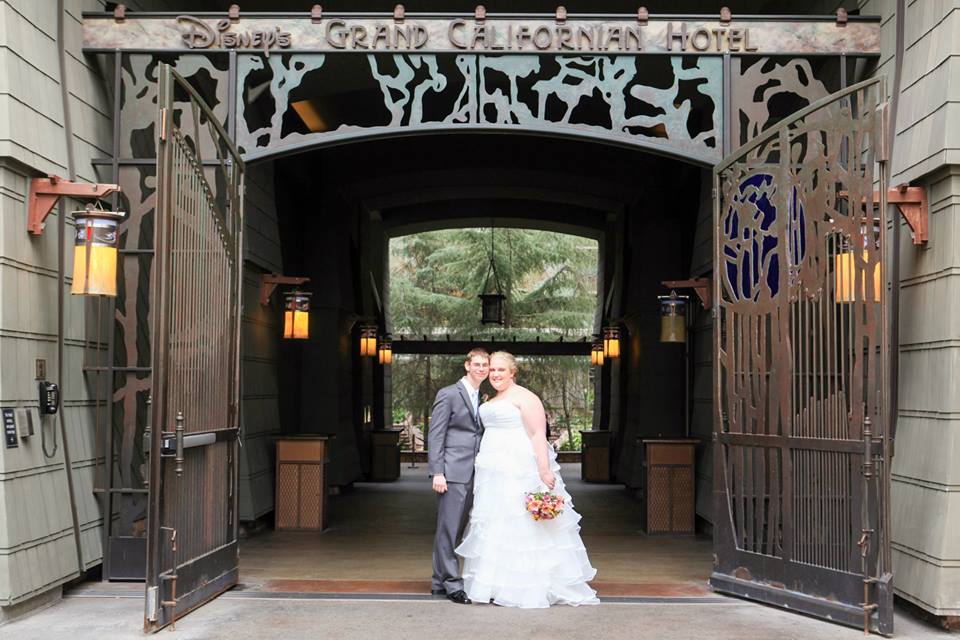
[[887, 185, 928, 245], [28, 175, 121, 236], [260, 273, 310, 306], [839, 185, 929, 245], [661, 277, 712, 310]]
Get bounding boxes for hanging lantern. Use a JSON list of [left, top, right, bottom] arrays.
[[603, 326, 621, 359], [283, 290, 311, 340], [479, 226, 506, 325], [659, 292, 688, 343], [71, 207, 124, 296], [359, 324, 378, 356], [479, 292, 506, 325], [378, 334, 393, 365], [591, 338, 605, 367]]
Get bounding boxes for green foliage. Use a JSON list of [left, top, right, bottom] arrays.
[[390, 228, 598, 338], [388, 228, 599, 443]]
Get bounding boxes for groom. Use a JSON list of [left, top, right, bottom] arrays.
[[428, 348, 489, 605]]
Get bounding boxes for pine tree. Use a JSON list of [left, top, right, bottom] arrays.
[[389, 228, 597, 449]]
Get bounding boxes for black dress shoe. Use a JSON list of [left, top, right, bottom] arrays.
[[446, 590, 472, 605], [430, 589, 446, 596]]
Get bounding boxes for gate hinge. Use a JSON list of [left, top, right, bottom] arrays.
[[159, 107, 168, 141], [878, 101, 890, 163], [146, 585, 159, 621]]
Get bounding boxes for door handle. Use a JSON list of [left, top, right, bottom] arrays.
[[174, 411, 184, 477]]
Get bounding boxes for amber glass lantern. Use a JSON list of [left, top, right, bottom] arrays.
[[283, 291, 311, 340], [378, 334, 393, 365], [71, 208, 124, 296], [359, 325, 378, 356], [659, 292, 688, 343], [835, 249, 881, 303], [835, 225, 882, 304], [603, 326, 621, 359], [591, 338, 605, 367]]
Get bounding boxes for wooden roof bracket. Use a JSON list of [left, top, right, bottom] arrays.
[[260, 273, 310, 305], [887, 184, 928, 245], [838, 184, 928, 245], [661, 277, 712, 310], [28, 175, 121, 235]]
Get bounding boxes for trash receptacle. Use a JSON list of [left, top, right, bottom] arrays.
[[371, 428, 402, 481], [580, 430, 611, 482]]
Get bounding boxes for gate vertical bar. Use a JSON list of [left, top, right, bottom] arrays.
[[144, 62, 175, 631]]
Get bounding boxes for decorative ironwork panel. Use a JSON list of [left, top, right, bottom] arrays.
[[712, 77, 892, 634], [236, 53, 721, 163], [729, 56, 840, 151], [120, 54, 230, 160], [145, 64, 244, 633]]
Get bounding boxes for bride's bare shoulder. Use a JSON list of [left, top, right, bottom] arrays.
[[513, 386, 543, 406]]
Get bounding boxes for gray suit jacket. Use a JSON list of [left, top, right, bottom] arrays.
[[427, 381, 482, 483]]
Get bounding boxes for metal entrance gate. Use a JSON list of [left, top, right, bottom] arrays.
[[711, 77, 893, 634], [143, 64, 245, 632]]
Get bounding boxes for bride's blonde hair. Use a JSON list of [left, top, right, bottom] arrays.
[[489, 351, 518, 375]]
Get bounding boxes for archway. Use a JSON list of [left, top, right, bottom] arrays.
[[234, 130, 715, 597]]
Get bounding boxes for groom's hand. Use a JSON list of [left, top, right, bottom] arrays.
[[432, 474, 448, 494]]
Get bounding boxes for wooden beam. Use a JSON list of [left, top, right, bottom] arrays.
[[391, 339, 591, 356]]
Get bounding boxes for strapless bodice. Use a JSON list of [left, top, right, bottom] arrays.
[[478, 401, 523, 430]]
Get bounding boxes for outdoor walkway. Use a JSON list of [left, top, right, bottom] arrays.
[[3, 464, 952, 638], [7, 588, 951, 639], [238, 463, 713, 597]]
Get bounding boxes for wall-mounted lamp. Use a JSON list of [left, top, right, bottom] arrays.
[[71, 206, 124, 297], [260, 273, 311, 340], [658, 291, 689, 343], [378, 334, 393, 365], [834, 240, 880, 304], [359, 324, 378, 357], [28, 175, 123, 297], [590, 336, 605, 367], [283, 291, 312, 340], [602, 326, 621, 359]]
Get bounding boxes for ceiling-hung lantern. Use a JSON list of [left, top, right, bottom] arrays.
[[283, 290, 311, 340], [603, 326, 621, 359], [378, 334, 393, 365], [479, 226, 506, 325], [71, 206, 124, 297], [658, 291, 688, 343]]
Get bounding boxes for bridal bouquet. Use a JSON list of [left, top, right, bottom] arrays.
[[524, 490, 565, 521]]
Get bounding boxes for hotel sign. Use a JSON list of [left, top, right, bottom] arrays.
[[84, 14, 880, 56]]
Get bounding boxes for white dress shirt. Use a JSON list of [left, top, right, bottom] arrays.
[[460, 377, 479, 420]]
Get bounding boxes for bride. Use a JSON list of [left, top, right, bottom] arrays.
[[455, 351, 599, 608]]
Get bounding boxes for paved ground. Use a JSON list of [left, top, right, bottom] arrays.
[[4, 591, 953, 639], [5, 464, 950, 638]]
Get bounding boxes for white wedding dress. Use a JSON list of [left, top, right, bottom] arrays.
[[455, 400, 600, 608]]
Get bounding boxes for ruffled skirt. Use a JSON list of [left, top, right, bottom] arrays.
[[455, 427, 599, 608]]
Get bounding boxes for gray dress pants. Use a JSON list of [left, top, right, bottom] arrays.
[[431, 480, 474, 594]]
